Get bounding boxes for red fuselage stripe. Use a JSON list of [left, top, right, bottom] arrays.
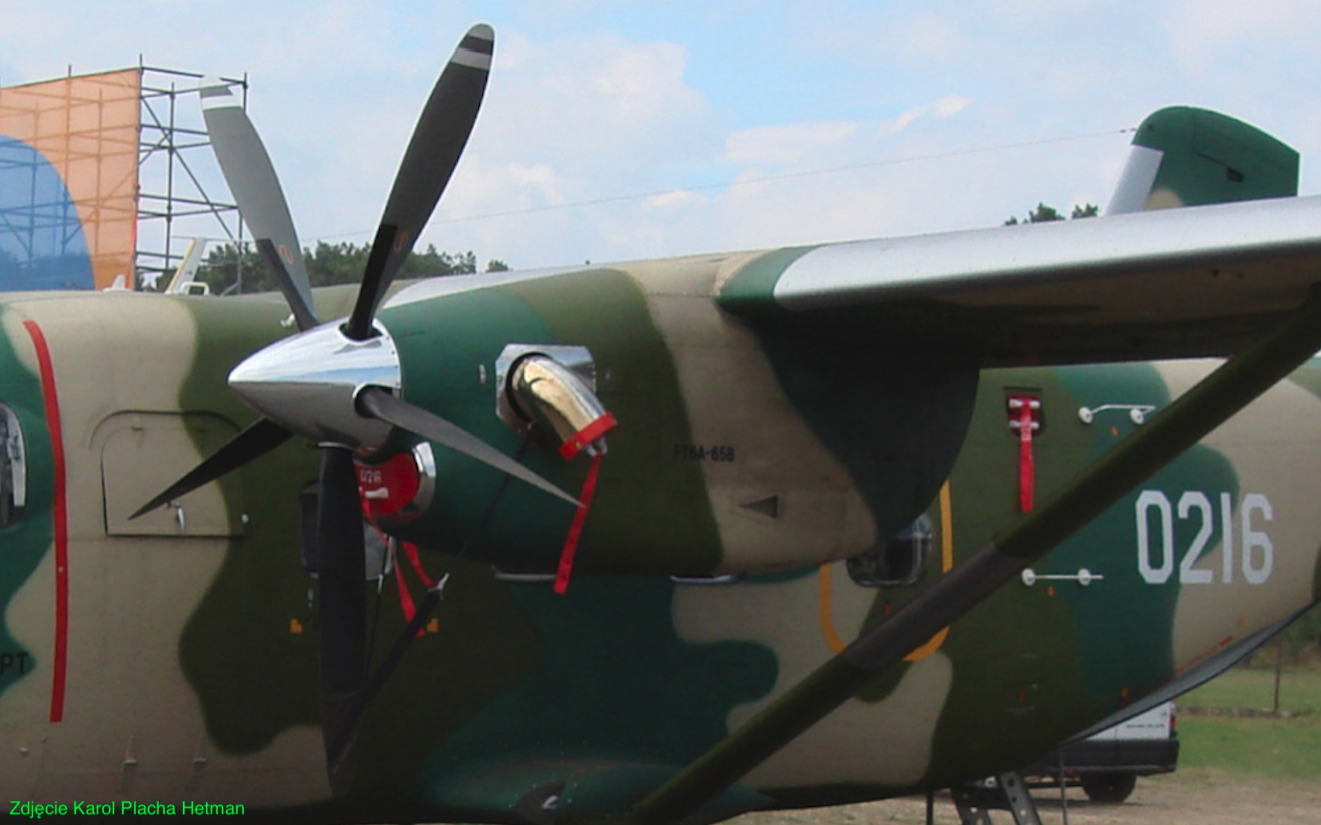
[[22, 321, 67, 723]]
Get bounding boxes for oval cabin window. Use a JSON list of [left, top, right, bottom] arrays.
[[0, 404, 27, 528], [846, 514, 932, 587]]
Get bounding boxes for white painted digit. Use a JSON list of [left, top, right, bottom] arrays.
[[1241, 493, 1274, 585], [1137, 490, 1174, 584], [1177, 491, 1214, 584], [1220, 492, 1234, 584]]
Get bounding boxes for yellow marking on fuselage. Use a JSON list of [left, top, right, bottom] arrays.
[[819, 481, 954, 658], [818, 563, 847, 653]]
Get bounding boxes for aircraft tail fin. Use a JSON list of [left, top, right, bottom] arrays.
[[1105, 106, 1298, 215], [165, 238, 207, 294]]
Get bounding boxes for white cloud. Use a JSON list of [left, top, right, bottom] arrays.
[[494, 31, 707, 155], [723, 122, 859, 165], [890, 96, 972, 133], [646, 190, 696, 210], [405, 27, 721, 264]]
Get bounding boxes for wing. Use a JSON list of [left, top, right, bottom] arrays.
[[718, 194, 1321, 365]]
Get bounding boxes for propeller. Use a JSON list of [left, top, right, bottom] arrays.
[[136, 23, 575, 794]]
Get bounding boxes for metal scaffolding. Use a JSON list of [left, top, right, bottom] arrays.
[[135, 65, 246, 290]]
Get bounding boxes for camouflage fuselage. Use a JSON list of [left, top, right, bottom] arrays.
[[0, 252, 1316, 823]]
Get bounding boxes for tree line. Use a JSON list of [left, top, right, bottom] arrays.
[[192, 241, 508, 295], [1005, 202, 1099, 225], [184, 204, 1101, 296]]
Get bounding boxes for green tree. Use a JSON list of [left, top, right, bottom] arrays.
[[1004, 202, 1099, 225]]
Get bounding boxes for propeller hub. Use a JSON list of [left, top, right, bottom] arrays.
[[229, 321, 402, 453]]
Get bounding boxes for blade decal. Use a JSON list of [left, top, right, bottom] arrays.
[[22, 320, 67, 724], [255, 238, 318, 332]]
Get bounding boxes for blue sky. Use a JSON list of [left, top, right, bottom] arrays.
[[4, 1, 1321, 271]]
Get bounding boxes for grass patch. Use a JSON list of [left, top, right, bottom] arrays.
[[1181, 667, 1321, 714], [1174, 667, 1321, 780], [1177, 713, 1321, 779]]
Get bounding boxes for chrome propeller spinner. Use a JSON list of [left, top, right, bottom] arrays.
[[227, 321, 401, 453]]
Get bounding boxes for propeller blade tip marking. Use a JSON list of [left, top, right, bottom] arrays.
[[455, 25, 495, 70], [198, 79, 239, 109]]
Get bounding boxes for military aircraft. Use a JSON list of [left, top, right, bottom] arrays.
[[2, 21, 1321, 824]]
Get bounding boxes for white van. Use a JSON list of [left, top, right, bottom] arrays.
[[1021, 701, 1179, 802]]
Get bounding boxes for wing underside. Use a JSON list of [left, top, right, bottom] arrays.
[[719, 194, 1321, 366]]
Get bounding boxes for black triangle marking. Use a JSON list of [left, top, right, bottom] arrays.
[[740, 496, 780, 518]]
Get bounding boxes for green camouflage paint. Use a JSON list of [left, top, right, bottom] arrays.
[[1133, 107, 1298, 208], [381, 268, 725, 575], [173, 296, 321, 751], [421, 574, 778, 814], [0, 308, 50, 702]]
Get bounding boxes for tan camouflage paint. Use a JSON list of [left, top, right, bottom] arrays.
[[0, 295, 329, 806], [1157, 360, 1321, 673], [632, 253, 876, 572]]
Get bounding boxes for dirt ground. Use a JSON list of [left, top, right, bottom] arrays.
[[732, 769, 1321, 825]]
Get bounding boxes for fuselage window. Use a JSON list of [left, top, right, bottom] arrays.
[[0, 404, 26, 528], [846, 514, 932, 587]]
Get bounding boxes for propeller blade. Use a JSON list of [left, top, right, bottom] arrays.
[[357, 386, 579, 506], [129, 417, 292, 520], [200, 79, 319, 331], [317, 446, 368, 794], [343, 24, 493, 340]]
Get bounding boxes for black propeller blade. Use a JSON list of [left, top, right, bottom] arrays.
[[129, 417, 292, 520], [316, 447, 368, 795], [344, 24, 493, 340]]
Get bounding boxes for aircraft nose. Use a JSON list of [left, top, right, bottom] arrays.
[[229, 321, 402, 453]]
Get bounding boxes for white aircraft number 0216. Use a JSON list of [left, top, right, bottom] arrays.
[[1135, 490, 1273, 585]]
